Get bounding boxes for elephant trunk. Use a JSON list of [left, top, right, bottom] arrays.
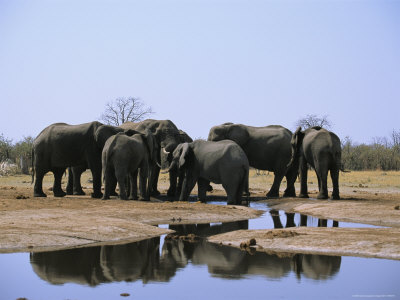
[[161, 159, 177, 174]]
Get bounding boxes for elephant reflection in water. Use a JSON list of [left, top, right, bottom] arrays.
[[161, 222, 341, 280], [30, 221, 341, 286], [30, 237, 161, 286], [269, 210, 339, 228]]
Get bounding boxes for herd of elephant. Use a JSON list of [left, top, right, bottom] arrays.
[[32, 119, 342, 205]]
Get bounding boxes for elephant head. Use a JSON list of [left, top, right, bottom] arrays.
[[288, 126, 305, 168], [166, 143, 194, 173], [179, 130, 193, 143], [208, 123, 249, 146], [140, 130, 159, 165], [94, 125, 138, 149]]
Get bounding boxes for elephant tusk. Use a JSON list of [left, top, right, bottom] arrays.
[[162, 147, 170, 155]]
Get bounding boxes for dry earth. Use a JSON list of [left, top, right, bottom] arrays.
[[0, 171, 399, 260], [0, 184, 261, 253]]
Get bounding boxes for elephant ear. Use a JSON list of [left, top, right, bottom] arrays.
[[142, 130, 155, 162], [227, 125, 249, 146], [287, 127, 303, 168], [178, 143, 192, 168], [292, 126, 305, 150]]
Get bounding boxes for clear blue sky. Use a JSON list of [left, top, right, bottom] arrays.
[[1, 0, 399, 143]]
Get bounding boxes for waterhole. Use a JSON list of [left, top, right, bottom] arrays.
[[0, 201, 398, 300]]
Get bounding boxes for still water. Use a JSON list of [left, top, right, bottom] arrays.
[[0, 201, 399, 300]]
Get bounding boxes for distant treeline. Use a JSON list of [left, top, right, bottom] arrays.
[[341, 130, 400, 171], [1, 131, 400, 173]]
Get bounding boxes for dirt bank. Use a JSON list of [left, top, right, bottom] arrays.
[[208, 227, 400, 260], [0, 185, 261, 253]]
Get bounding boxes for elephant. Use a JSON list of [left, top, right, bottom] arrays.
[[288, 126, 342, 200], [208, 123, 298, 198], [166, 140, 249, 205], [102, 130, 158, 200], [120, 119, 184, 197], [32, 122, 135, 198], [174, 129, 194, 195], [65, 124, 137, 196]]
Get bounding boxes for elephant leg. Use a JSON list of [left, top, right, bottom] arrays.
[[330, 168, 340, 200], [298, 157, 309, 198], [109, 178, 118, 196], [243, 176, 250, 197], [125, 176, 131, 199], [66, 167, 74, 195], [129, 169, 139, 200], [52, 168, 66, 197], [33, 168, 47, 197], [197, 178, 210, 203], [179, 173, 197, 202], [102, 166, 115, 200], [151, 164, 161, 196], [177, 170, 184, 196], [316, 168, 329, 199], [72, 166, 86, 195], [222, 179, 239, 205], [116, 169, 128, 200], [139, 166, 149, 201], [266, 172, 284, 198], [90, 166, 103, 199], [167, 169, 178, 197], [283, 164, 297, 197]]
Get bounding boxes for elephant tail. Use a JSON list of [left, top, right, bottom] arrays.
[[31, 147, 35, 184], [340, 164, 350, 173], [334, 150, 350, 173]]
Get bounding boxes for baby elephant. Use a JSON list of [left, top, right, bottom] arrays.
[[102, 131, 157, 200], [167, 140, 249, 205]]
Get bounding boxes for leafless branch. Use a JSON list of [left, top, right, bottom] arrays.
[[295, 114, 332, 130], [100, 97, 154, 126]]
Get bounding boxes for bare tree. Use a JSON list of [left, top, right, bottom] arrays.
[[100, 97, 154, 126], [295, 114, 332, 129], [391, 129, 400, 147]]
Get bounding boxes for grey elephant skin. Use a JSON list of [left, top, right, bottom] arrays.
[[168, 140, 249, 205], [120, 119, 184, 197], [102, 131, 158, 200], [290, 126, 342, 200], [65, 124, 137, 196], [32, 122, 135, 198], [208, 123, 297, 198]]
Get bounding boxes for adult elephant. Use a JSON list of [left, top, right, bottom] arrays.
[[65, 124, 135, 196], [208, 123, 297, 198], [288, 126, 342, 200], [32, 122, 135, 198], [102, 131, 158, 200], [166, 140, 249, 205], [120, 119, 183, 197]]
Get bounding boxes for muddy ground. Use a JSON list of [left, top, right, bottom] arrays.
[[0, 172, 399, 260]]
